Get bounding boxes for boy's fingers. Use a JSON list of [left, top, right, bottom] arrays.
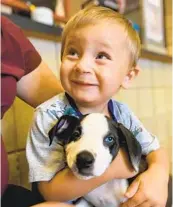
[[122, 190, 147, 207], [134, 201, 151, 207], [125, 180, 140, 198]]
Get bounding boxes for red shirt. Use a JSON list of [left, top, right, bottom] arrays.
[[1, 16, 41, 195]]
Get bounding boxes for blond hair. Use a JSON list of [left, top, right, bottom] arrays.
[[61, 6, 141, 67]]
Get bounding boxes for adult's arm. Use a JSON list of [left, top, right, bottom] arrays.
[[17, 60, 64, 108], [54, 0, 71, 23], [64, 0, 70, 20]]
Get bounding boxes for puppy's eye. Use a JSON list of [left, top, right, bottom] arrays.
[[73, 131, 80, 138], [104, 136, 115, 146], [72, 127, 81, 140]]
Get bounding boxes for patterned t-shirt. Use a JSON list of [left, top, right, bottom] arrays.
[[26, 93, 160, 182]]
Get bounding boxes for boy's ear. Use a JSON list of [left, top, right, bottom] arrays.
[[121, 65, 141, 89]]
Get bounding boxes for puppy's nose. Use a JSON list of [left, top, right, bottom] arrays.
[[76, 151, 94, 169]]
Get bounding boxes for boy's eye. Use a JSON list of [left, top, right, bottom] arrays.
[[67, 48, 78, 57], [96, 52, 111, 60]]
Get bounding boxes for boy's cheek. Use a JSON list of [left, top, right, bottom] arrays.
[[61, 61, 74, 71]]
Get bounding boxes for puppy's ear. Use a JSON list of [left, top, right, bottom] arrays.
[[117, 123, 142, 172], [48, 115, 80, 146]]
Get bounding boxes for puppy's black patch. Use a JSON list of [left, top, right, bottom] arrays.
[[105, 117, 145, 172], [48, 115, 82, 146], [105, 117, 120, 160]]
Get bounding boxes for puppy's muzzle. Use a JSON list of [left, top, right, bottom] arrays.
[[76, 151, 95, 175]]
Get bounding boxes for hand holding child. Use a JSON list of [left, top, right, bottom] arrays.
[[122, 164, 168, 207]]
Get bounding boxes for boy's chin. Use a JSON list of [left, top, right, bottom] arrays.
[[72, 95, 98, 105]]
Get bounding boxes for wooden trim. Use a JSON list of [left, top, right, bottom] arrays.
[[7, 148, 25, 155], [23, 30, 62, 42], [141, 49, 172, 63]]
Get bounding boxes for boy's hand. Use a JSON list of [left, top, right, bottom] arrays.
[[121, 164, 168, 207]]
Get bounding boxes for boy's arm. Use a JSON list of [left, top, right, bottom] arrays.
[[38, 149, 137, 202], [122, 147, 169, 207], [146, 147, 169, 179]]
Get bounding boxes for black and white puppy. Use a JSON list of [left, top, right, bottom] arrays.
[[49, 113, 146, 207]]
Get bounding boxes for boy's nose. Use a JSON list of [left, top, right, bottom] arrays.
[[75, 57, 93, 73]]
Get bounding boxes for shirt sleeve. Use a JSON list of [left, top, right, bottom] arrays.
[[1, 16, 41, 77], [26, 108, 66, 183], [22, 33, 42, 75], [117, 103, 160, 155]]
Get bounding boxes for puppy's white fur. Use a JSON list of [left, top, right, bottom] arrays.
[[66, 114, 113, 179]]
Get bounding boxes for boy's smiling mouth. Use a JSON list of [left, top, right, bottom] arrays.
[[71, 80, 98, 87]]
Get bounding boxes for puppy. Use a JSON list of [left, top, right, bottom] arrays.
[[49, 113, 146, 207]]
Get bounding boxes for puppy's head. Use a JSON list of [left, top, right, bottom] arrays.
[[49, 114, 142, 180]]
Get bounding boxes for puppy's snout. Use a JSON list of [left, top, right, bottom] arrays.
[[76, 151, 94, 169]]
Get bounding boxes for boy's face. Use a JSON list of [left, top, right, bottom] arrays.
[[60, 22, 132, 107]]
